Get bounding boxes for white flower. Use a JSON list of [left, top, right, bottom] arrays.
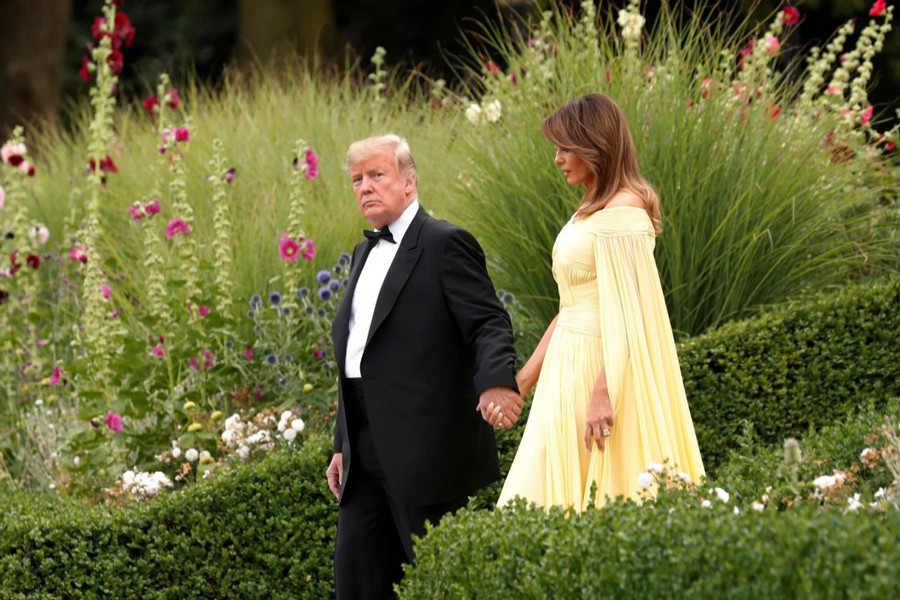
[[846, 493, 862, 513], [50, 452, 58, 460], [185, 448, 199, 463], [73, 456, 81, 467], [700, 499, 712, 508], [221, 429, 236, 445], [637, 472, 655, 490], [713, 487, 730, 504], [224, 414, 244, 432], [874, 487, 886, 499], [647, 463, 665, 474], [483, 100, 502, 123], [248, 430, 271, 445], [617, 10, 645, 40], [733, 506, 740, 515], [291, 418, 305, 432], [199, 450, 211, 461], [237, 445, 250, 460], [750, 501, 765, 512], [283, 428, 297, 443], [28, 225, 50, 246], [860, 448, 875, 461], [675, 471, 692, 484], [171, 446, 182, 459], [812, 472, 846, 490], [48, 483, 56, 490], [464, 103, 483, 125]]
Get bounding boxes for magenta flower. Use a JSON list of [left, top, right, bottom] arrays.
[[166, 218, 191, 239], [197, 305, 210, 317], [49, 364, 62, 385], [244, 346, 254, 361], [143, 95, 159, 117], [165, 88, 180, 109], [144, 197, 161, 215], [162, 127, 190, 144], [129, 203, 144, 220], [304, 149, 319, 180], [69, 246, 88, 264], [302, 238, 316, 261], [279, 234, 301, 261], [99, 283, 112, 299], [188, 356, 200, 371], [313, 348, 325, 360], [781, 7, 800, 26], [225, 167, 236, 184], [861, 105, 874, 126], [151, 345, 166, 357], [870, 0, 886, 17], [79, 56, 93, 82], [0, 185, 5, 210], [104, 411, 123, 433], [202, 348, 215, 370]]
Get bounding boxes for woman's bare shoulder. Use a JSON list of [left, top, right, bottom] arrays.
[[605, 190, 645, 209]]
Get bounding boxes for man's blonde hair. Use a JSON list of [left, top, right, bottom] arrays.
[[345, 134, 417, 177]]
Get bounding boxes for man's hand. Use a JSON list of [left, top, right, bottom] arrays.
[[476, 387, 523, 429], [326, 453, 343, 500]]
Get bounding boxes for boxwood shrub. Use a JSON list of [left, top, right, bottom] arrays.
[[0, 433, 336, 600], [679, 276, 900, 471], [399, 498, 900, 599]]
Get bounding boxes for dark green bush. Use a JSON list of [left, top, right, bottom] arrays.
[[0, 434, 336, 600], [679, 275, 900, 472], [400, 499, 900, 599]]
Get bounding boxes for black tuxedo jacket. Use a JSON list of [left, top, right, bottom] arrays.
[[331, 205, 518, 506]]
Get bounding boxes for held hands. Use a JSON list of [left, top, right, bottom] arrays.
[[326, 453, 343, 500], [585, 388, 614, 452], [477, 386, 523, 429]]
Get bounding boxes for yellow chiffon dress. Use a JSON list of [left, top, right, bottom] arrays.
[[498, 206, 705, 512]]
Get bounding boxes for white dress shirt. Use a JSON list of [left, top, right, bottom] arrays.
[[344, 199, 419, 378]]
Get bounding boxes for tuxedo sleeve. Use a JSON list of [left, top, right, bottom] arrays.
[[440, 228, 518, 394]]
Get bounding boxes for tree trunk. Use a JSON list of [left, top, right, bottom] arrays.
[[0, 0, 71, 139]]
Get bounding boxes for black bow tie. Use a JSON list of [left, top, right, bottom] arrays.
[[364, 227, 396, 245]]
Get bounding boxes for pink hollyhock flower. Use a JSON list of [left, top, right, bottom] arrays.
[[49, 364, 62, 385], [17, 160, 35, 176], [151, 345, 166, 357], [781, 7, 800, 26], [104, 411, 123, 433], [738, 39, 755, 68], [279, 234, 301, 261], [870, 0, 887, 17], [174, 127, 189, 142], [144, 197, 161, 215], [79, 56, 93, 82], [99, 283, 112, 299], [0, 185, 5, 210], [861, 105, 874, 126], [764, 35, 780, 56], [129, 203, 144, 220], [28, 225, 50, 246], [197, 305, 210, 317], [302, 238, 316, 261], [143, 95, 159, 117], [188, 356, 200, 371], [202, 348, 215, 370], [166, 218, 191, 239], [244, 346, 254, 361], [69, 246, 88, 263], [826, 86, 842, 95], [225, 167, 236, 184], [296, 149, 318, 180], [165, 88, 180, 109]]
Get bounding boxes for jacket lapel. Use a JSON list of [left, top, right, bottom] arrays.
[[365, 206, 428, 347]]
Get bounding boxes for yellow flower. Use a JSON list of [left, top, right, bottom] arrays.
[[210, 410, 223, 421], [199, 455, 215, 465], [47, 393, 58, 403], [302, 383, 314, 393], [187, 422, 203, 432], [183, 401, 197, 411]]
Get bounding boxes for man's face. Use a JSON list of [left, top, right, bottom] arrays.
[[349, 154, 414, 230]]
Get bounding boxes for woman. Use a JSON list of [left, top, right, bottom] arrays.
[[498, 93, 704, 512]]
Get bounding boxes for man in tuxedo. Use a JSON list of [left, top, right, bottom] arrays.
[[326, 133, 522, 599]]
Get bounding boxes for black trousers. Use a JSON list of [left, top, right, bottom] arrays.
[[334, 378, 467, 600]]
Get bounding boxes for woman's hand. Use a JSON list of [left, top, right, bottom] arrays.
[[584, 387, 614, 452]]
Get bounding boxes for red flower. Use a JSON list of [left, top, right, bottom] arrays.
[[79, 56, 93, 82], [861, 105, 874, 126], [781, 7, 800, 26], [165, 218, 191, 239], [9, 250, 22, 277], [107, 48, 124, 76], [769, 104, 781, 120], [89, 155, 119, 174], [886, 141, 897, 152], [870, 0, 887, 17], [114, 13, 135, 48], [484, 60, 503, 75], [166, 88, 181, 109], [26, 254, 41, 269], [279, 234, 301, 261], [69, 246, 88, 264], [144, 197, 161, 215], [129, 203, 144, 220], [738, 39, 755, 68], [143, 95, 159, 117]]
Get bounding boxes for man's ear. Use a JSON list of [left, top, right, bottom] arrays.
[[405, 174, 417, 194]]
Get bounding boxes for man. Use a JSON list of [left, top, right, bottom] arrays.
[[326, 133, 522, 599]]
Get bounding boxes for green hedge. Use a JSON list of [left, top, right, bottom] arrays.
[[399, 499, 900, 599], [0, 434, 336, 600], [678, 275, 900, 472]]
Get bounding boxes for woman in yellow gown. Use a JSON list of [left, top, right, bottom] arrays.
[[498, 93, 705, 512]]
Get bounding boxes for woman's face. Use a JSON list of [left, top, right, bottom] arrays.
[[554, 147, 595, 189]]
